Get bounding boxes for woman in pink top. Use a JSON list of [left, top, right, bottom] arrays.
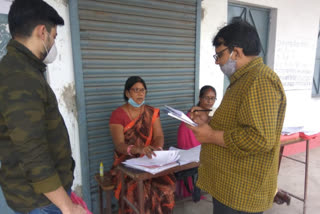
[[176, 85, 217, 199]]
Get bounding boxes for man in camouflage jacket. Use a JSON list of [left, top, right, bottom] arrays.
[[0, 0, 86, 213]]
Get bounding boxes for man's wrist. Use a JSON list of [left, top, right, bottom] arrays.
[[60, 197, 74, 212], [43, 186, 74, 214]]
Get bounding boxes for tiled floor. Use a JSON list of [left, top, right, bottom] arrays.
[[174, 146, 320, 214], [173, 194, 213, 214]]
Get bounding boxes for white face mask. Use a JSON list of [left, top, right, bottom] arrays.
[[220, 51, 237, 78], [42, 33, 57, 64]]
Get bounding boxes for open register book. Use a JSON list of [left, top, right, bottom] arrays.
[[164, 105, 198, 127], [122, 146, 201, 174]]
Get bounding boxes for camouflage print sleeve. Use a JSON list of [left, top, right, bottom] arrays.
[[0, 72, 62, 193]]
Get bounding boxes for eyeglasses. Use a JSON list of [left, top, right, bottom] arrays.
[[213, 47, 229, 61], [202, 96, 217, 102], [130, 88, 146, 93]]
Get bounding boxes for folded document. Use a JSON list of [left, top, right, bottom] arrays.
[[164, 105, 198, 127]]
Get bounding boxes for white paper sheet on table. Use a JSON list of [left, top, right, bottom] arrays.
[[169, 145, 201, 165], [123, 162, 180, 175], [122, 147, 201, 174], [123, 150, 180, 167], [281, 126, 304, 135], [122, 150, 180, 174], [282, 126, 319, 136]]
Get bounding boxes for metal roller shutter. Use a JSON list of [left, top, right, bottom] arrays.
[[72, 0, 200, 211]]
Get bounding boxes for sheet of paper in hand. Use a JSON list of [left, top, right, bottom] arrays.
[[164, 105, 198, 127]]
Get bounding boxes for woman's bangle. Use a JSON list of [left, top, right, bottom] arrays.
[[127, 145, 134, 156]]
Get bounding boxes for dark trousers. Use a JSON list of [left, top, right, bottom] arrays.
[[213, 197, 263, 214]]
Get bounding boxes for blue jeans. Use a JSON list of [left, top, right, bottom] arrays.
[[15, 189, 71, 214]]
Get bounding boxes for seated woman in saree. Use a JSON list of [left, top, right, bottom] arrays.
[[109, 76, 176, 214], [176, 85, 217, 201]]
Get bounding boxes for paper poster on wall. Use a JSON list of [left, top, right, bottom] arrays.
[[274, 39, 314, 91], [0, 14, 11, 61]]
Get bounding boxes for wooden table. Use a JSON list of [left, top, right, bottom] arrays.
[[117, 162, 200, 214], [279, 136, 314, 214]]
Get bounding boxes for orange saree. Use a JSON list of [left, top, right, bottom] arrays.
[[110, 105, 176, 214]]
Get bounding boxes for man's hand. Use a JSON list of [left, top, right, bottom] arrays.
[[44, 187, 89, 214], [186, 123, 214, 144], [185, 107, 226, 146], [189, 106, 210, 126], [63, 203, 87, 214]]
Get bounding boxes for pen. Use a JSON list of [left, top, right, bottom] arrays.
[[190, 109, 212, 112]]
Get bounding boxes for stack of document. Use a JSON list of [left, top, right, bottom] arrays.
[[122, 146, 201, 174], [164, 105, 198, 127], [123, 150, 180, 174], [282, 126, 319, 136], [281, 126, 304, 135], [169, 145, 201, 165]]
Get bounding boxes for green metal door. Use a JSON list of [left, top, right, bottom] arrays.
[[223, 4, 270, 93], [312, 25, 320, 96]]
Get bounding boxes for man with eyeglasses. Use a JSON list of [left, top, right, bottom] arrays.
[[188, 20, 286, 214]]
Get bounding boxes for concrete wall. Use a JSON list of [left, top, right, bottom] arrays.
[[200, 0, 320, 131], [44, 0, 82, 195]]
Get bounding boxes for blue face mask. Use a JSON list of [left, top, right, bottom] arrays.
[[220, 51, 237, 78], [128, 98, 145, 108]]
